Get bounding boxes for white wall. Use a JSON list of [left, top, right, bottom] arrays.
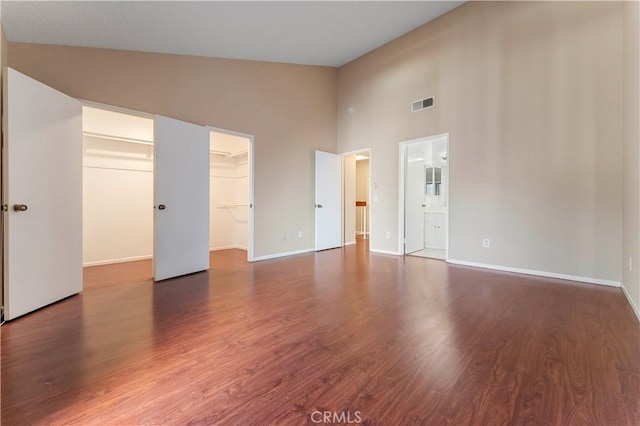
[[83, 136, 154, 266]]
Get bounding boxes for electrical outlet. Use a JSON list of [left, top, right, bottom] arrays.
[[385, 231, 391, 239], [298, 230, 303, 239], [482, 238, 490, 248]]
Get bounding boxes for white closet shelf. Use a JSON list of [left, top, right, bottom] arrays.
[[209, 149, 249, 158], [217, 203, 249, 208], [83, 131, 153, 146]]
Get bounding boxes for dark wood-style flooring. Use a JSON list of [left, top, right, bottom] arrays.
[[2, 240, 639, 425]]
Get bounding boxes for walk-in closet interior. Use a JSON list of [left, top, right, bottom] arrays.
[[209, 131, 249, 252], [82, 106, 154, 267]]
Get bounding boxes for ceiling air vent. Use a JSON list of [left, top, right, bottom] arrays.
[[411, 96, 434, 113]]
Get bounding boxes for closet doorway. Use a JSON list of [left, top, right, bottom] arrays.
[[343, 149, 371, 247], [82, 106, 155, 268], [82, 109, 256, 272], [208, 129, 253, 260], [399, 134, 449, 260]]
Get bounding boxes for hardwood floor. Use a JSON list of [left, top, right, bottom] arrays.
[[2, 241, 639, 425]]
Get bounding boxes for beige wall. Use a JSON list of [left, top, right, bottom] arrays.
[[356, 159, 369, 203], [356, 159, 370, 234], [7, 43, 337, 258], [344, 155, 356, 244], [623, 0, 640, 317], [1, 25, 6, 316], [338, 1, 624, 282]]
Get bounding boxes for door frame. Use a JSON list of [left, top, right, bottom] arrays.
[[341, 148, 372, 249], [206, 125, 255, 262], [398, 133, 450, 260]]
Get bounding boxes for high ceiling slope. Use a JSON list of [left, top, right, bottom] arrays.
[[0, 1, 464, 67]]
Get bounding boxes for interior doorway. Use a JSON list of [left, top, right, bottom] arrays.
[[82, 105, 155, 267], [208, 129, 252, 261], [343, 149, 371, 247], [399, 134, 449, 260]]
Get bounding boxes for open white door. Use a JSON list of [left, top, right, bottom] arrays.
[[3, 68, 82, 320], [315, 151, 342, 251], [154, 116, 210, 281], [405, 158, 425, 254]]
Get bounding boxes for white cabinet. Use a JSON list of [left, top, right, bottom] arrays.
[[424, 212, 446, 249]]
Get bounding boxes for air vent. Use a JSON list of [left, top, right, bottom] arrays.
[[411, 96, 434, 113]]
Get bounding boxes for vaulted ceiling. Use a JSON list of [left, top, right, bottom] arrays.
[[1, 1, 464, 67]]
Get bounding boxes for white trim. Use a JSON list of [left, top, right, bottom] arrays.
[[621, 283, 640, 322], [210, 245, 247, 252], [251, 248, 315, 262], [343, 241, 357, 246], [447, 259, 621, 288], [83, 255, 153, 267], [370, 248, 401, 256]]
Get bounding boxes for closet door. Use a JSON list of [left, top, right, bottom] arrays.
[[153, 116, 210, 281], [315, 150, 342, 250], [3, 68, 82, 320]]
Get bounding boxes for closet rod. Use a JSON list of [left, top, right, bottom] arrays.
[[84, 131, 153, 146]]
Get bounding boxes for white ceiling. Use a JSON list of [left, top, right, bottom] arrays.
[[0, 1, 464, 67]]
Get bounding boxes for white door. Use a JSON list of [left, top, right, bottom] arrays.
[[405, 159, 425, 254], [3, 68, 82, 320], [154, 116, 210, 281], [315, 151, 342, 250]]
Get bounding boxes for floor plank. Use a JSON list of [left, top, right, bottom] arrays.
[[2, 241, 638, 425]]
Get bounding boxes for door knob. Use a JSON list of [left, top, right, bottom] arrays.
[[158, 204, 166, 210], [12, 204, 27, 212], [315, 204, 323, 208]]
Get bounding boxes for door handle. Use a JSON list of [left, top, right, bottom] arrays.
[[315, 204, 323, 208], [158, 204, 166, 210], [12, 204, 28, 212]]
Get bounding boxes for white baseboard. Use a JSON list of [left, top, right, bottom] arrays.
[[447, 259, 621, 288], [252, 248, 315, 262], [83, 255, 152, 267], [210, 245, 247, 252], [344, 241, 357, 246], [370, 248, 401, 256], [621, 283, 640, 322]]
